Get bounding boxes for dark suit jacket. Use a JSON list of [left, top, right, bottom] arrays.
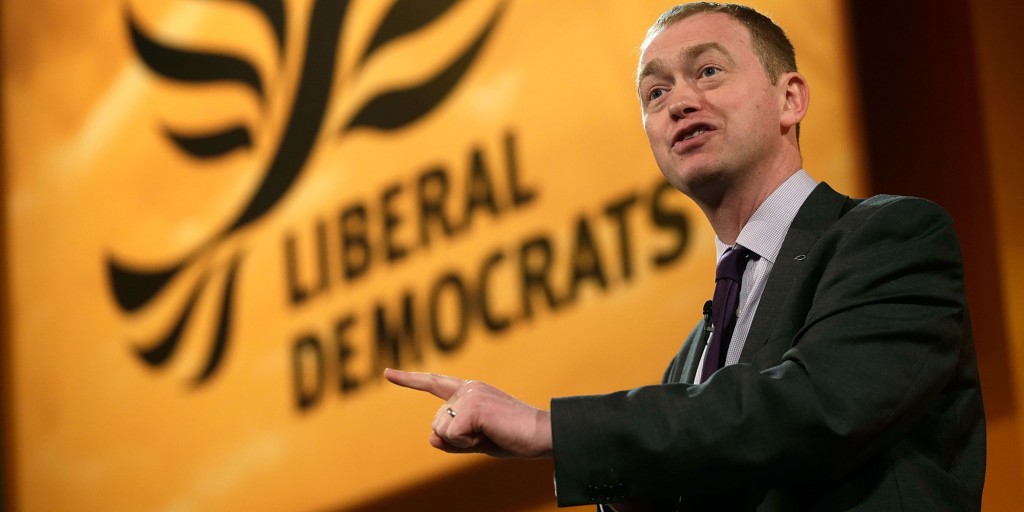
[[550, 183, 986, 511]]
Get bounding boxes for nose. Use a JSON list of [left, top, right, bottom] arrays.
[[667, 88, 700, 120]]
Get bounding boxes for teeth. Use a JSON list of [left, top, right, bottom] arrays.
[[683, 129, 705, 141]]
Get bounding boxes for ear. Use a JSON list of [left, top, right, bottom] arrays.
[[779, 72, 809, 130]]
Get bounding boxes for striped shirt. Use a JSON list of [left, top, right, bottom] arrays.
[[693, 170, 818, 384]]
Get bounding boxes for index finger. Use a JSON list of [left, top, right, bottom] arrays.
[[384, 368, 465, 400]]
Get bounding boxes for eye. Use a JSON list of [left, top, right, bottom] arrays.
[[647, 87, 666, 102], [700, 66, 721, 78]]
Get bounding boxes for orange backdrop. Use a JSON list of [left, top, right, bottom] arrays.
[[2, 1, 864, 510]]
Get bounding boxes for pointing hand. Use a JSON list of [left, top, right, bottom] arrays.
[[384, 368, 553, 459]]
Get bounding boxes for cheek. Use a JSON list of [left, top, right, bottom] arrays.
[[752, 88, 781, 121], [643, 118, 662, 148], [730, 101, 773, 139]]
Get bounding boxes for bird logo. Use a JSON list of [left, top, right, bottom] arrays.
[[109, 0, 506, 388]]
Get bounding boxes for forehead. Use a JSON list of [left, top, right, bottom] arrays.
[[639, 12, 756, 68]]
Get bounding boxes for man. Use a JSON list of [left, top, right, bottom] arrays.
[[385, 3, 986, 510]]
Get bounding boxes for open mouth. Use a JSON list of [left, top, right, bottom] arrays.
[[673, 124, 715, 148], [683, 128, 708, 141], [678, 124, 713, 141]]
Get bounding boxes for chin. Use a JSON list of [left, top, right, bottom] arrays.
[[663, 165, 729, 201], [664, 162, 718, 188]]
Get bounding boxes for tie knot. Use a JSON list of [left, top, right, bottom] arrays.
[[716, 246, 757, 282]]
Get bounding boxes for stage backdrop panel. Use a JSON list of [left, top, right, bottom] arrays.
[[1, 0, 862, 510]]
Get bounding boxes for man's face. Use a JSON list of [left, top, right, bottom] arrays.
[[638, 13, 786, 197]]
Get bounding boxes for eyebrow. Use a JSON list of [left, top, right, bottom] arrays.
[[637, 41, 736, 95]]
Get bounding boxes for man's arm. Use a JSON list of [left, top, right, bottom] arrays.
[[385, 198, 980, 508]]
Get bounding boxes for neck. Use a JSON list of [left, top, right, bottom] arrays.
[[692, 150, 803, 245]]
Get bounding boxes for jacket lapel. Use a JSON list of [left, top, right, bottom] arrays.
[[739, 182, 851, 364]]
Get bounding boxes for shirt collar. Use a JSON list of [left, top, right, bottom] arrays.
[[715, 170, 818, 263]]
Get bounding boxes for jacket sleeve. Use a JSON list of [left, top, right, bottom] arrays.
[[550, 197, 971, 506]]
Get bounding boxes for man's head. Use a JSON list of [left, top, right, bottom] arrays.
[[637, 3, 808, 204]]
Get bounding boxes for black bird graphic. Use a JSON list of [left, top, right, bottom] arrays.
[[109, 0, 507, 387]]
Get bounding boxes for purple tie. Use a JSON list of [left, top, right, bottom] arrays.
[[701, 246, 756, 382]]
